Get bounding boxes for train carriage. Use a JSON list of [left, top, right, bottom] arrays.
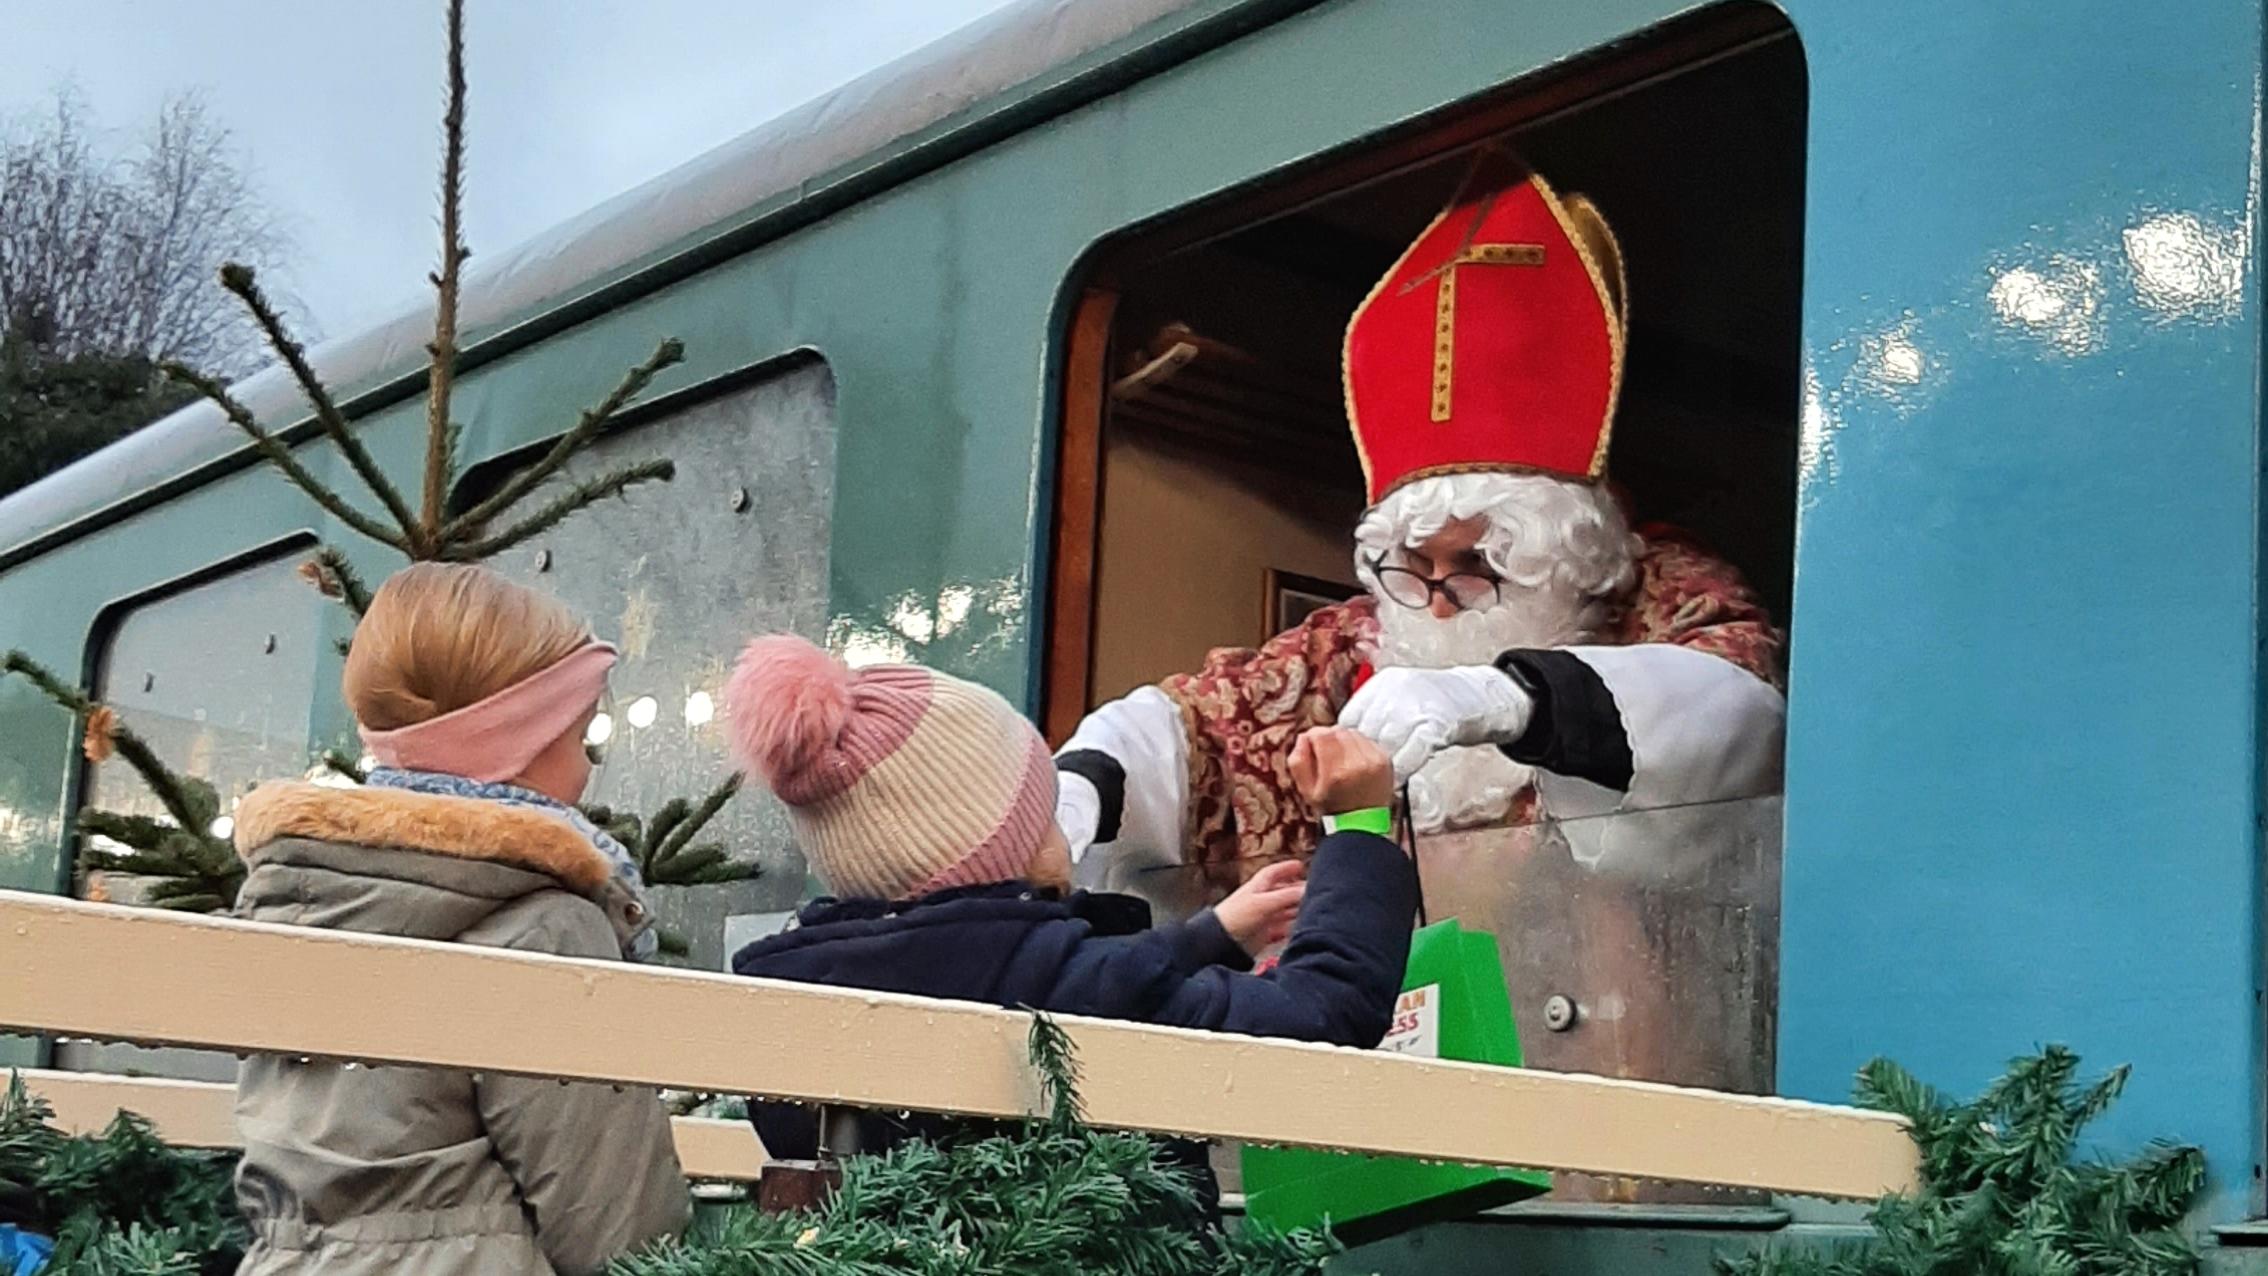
[[0, 0, 2260, 1267]]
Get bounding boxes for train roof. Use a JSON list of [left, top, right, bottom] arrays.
[[0, 0, 1213, 560]]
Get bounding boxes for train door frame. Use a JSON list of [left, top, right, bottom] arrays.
[[1040, 0, 1798, 736]]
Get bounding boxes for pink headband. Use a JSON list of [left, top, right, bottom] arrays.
[[358, 642, 618, 784]]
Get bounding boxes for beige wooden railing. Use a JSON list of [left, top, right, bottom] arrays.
[[20, 1068, 767, 1180], [0, 890, 1918, 1199]]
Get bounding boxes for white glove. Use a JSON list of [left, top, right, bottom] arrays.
[[1338, 665, 1535, 785], [1054, 769, 1103, 863]]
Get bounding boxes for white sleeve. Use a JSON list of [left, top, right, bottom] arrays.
[[1572, 643, 1784, 809], [1530, 644, 1784, 882], [1057, 685, 1190, 888]]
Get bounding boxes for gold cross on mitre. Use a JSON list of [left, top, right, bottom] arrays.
[[1401, 197, 1547, 422]]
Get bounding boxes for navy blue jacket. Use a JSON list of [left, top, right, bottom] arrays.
[[732, 829, 1417, 1165]]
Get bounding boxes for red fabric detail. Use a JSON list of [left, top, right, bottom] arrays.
[[1346, 172, 1617, 503], [1155, 529, 1782, 898]]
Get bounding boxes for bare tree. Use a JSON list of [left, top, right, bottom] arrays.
[[0, 89, 301, 378]]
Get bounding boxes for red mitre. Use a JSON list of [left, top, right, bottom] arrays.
[[1343, 154, 1627, 505]]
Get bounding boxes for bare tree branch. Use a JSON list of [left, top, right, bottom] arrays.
[[0, 89, 301, 376]]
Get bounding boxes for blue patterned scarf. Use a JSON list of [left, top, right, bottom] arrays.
[[366, 767, 658, 962]]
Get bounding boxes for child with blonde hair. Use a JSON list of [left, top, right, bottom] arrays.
[[723, 634, 1419, 1186], [229, 562, 687, 1275]]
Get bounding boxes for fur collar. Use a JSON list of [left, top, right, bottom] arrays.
[[234, 781, 613, 894]]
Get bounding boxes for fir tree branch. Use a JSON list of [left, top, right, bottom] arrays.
[[440, 339, 684, 546], [2, 651, 207, 836], [664, 846, 765, 886], [448, 458, 675, 561], [317, 749, 368, 784], [4, 651, 242, 908], [655, 772, 743, 863], [106, 736, 219, 843], [1026, 1011, 1085, 1131], [1, 648, 93, 716], [216, 264, 422, 548], [650, 846, 727, 881], [74, 809, 178, 852], [643, 775, 760, 886], [423, 0, 471, 538], [639, 798, 693, 871], [159, 363, 409, 552], [1722, 1048, 2205, 1276], [300, 546, 373, 617]]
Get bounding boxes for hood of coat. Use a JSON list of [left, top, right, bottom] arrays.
[[231, 781, 647, 949]]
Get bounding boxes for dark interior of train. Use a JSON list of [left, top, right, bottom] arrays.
[[1075, 26, 1806, 705]]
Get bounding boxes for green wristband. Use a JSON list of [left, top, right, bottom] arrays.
[[1322, 807, 1393, 836]]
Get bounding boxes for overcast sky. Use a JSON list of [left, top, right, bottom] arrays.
[[3, 1, 1020, 338]]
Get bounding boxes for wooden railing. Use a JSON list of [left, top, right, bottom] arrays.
[[0, 890, 1918, 1199], [20, 1068, 766, 1180]]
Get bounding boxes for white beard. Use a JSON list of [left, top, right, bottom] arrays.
[[1374, 580, 1599, 834]]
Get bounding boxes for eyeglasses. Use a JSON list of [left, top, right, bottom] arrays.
[[1367, 553, 1502, 613]]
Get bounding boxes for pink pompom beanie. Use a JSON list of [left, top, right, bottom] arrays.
[[725, 634, 1057, 901]]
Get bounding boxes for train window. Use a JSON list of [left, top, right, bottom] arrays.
[[1048, 8, 1802, 1203], [61, 541, 329, 1080], [463, 353, 837, 971]]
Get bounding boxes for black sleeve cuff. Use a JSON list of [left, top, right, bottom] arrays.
[[1169, 908, 1254, 973], [1054, 749, 1126, 843], [1495, 649, 1634, 792]]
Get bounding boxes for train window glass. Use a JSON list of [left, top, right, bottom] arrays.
[[467, 354, 837, 971], [1049, 7, 1802, 1202], [60, 543, 328, 1080]]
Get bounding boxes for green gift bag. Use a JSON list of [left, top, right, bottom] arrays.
[[1239, 918, 1550, 1244]]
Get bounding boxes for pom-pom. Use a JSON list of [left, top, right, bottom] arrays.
[[726, 634, 852, 788]]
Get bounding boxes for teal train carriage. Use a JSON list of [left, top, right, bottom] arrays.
[[0, 0, 2262, 1268]]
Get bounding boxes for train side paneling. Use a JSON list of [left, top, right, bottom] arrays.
[[1780, 1, 2266, 1223]]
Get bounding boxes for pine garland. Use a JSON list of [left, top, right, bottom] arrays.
[[612, 1014, 1340, 1276], [1719, 1046, 2206, 1276], [2, 1014, 1336, 1275], [0, 1073, 245, 1276]]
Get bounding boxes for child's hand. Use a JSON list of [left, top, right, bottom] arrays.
[[1214, 859, 1306, 956], [1290, 726, 1394, 815]]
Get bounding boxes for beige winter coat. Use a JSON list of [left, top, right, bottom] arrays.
[[228, 782, 689, 1275]]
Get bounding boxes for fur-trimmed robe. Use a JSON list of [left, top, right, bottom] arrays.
[[1067, 526, 1784, 901]]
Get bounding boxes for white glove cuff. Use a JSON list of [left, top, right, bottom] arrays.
[[1054, 769, 1102, 861], [1446, 663, 1534, 746]]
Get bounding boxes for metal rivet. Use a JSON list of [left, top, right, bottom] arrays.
[[142, 673, 155, 694], [728, 486, 750, 513], [533, 548, 552, 573], [263, 634, 277, 655], [1543, 995, 1577, 1032]]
